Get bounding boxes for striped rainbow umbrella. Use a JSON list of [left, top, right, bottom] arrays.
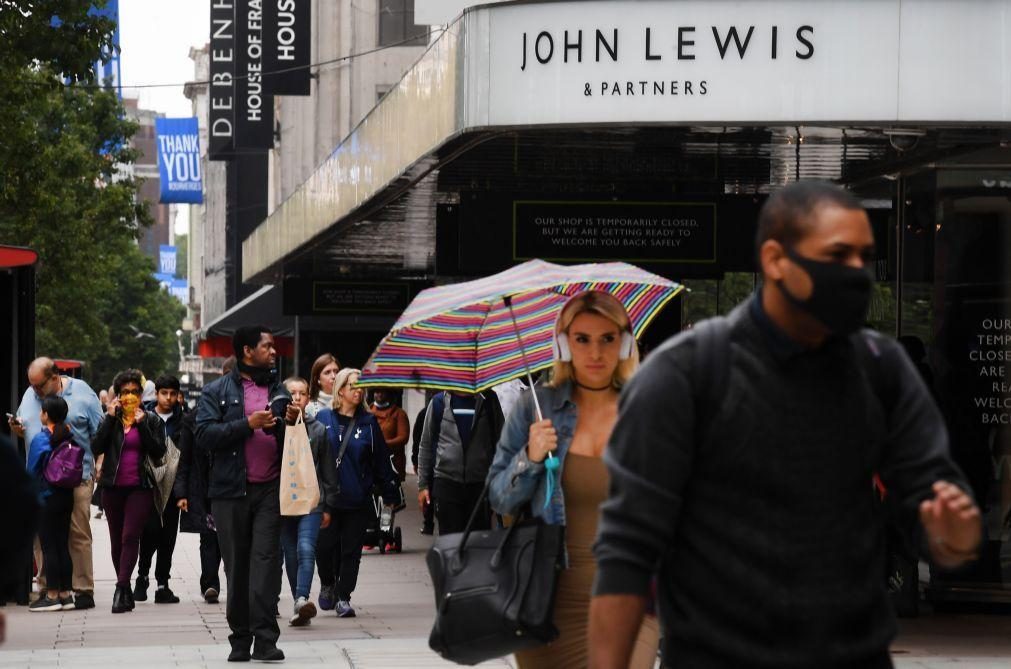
[[358, 259, 684, 393]]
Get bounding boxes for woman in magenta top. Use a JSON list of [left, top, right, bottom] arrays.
[[93, 369, 166, 614]]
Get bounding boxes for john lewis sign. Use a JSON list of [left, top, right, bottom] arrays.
[[479, 0, 1011, 126]]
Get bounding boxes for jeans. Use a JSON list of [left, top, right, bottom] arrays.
[[280, 511, 321, 600], [213, 480, 282, 652], [199, 531, 222, 593], [138, 494, 180, 585], [39, 488, 75, 592], [315, 505, 370, 601], [102, 486, 153, 587]]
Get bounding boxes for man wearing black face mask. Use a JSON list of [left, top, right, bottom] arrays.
[[589, 181, 982, 669], [196, 325, 299, 663]]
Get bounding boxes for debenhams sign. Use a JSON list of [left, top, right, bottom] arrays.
[[483, 0, 1011, 125]]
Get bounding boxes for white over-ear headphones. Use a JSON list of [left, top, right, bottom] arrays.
[[553, 330, 635, 362]]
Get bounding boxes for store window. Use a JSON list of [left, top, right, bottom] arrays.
[[902, 167, 1011, 598], [378, 0, 429, 47], [681, 273, 756, 328]]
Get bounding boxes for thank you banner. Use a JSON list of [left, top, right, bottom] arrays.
[[155, 118, 203, 203], [159, 245, 178, 275]]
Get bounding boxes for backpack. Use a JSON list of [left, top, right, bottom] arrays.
[[692, 316, 898, 446], [427, 391, 447, 452], [44, 439, 85, 489]]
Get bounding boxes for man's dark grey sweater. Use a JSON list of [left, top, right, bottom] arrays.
[[593, 295, 971, 668]]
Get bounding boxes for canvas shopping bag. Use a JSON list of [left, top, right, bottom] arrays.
[[147, 436, 181, 518], [280, 411, 320, 516]]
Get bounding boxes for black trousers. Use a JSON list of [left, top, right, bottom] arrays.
[[433, 478, 489, 535], [212, 480, 282, 651], [199, 531, 222, 593], [39, 488, 75, 592], [315, 505, 370, 601], [138, 494, 180, 585]]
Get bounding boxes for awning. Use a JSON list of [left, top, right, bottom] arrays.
[[197, 285, 294, 354], [0, 245, 38, 269], [242, 0, 1011, 285]]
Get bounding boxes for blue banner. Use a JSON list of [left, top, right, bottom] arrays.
[[155, 117, 203, 204], [153, 272, 174, 290], [159, 245, 177, 276], [169, 279, 189, 304]]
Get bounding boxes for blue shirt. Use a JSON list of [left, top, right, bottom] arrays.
[[449, 394, 476, 447], [17, 377, 103, 481]]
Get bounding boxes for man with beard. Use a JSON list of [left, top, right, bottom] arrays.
[[197, 326, 298, 663]]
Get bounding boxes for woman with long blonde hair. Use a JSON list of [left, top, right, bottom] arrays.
[[486, 291, 659, 668], [314, 368, 398, 618]]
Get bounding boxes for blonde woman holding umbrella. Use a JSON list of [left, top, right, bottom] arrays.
[[486, 291, 660, 669]]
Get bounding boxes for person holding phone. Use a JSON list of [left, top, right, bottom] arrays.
[[13, 357, 104, 610], [196, 325, 298, 663], [92, 369, 167, 614]]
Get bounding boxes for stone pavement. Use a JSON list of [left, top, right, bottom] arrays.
[[1, 475, 1010, 667]]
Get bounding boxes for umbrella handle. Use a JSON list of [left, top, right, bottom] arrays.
[[502, 294, 545, 422]]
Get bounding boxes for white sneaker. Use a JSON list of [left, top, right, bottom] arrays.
[[288, 596, 316, 626]]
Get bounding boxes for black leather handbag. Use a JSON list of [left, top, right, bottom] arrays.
[[426, 486, 565, 665]]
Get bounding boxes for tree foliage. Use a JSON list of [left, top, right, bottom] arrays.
[[0, 0, 184, 387]]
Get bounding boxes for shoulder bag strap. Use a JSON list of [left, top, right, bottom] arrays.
[[693, 316, 732, 449], [852, 331, 901, 419], [334, 415, 360, 470]]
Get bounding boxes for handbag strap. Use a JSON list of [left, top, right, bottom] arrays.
[[454, 482, 527, 570], [334, 414, 359, 470]]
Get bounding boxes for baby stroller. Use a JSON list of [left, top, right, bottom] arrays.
[[362, 457, 406, 554]]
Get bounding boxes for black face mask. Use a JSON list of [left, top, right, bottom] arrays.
[[237, 360, 275, 387], [777, 246, 873, 335]]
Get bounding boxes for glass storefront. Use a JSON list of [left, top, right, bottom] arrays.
[[903, 165, 1011, 600]]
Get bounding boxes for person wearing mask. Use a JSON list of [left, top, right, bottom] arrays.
[[370, 389, 409, 482], [306, 353, 340, 419], [589, 181, 982, 669], [196, 325, 298, 663], [92, 369, 167, 614], [408, 400, 432, 537], [10, 357, 104, 610], [279, 376, 336, 627], [315, 369, 399, 618], [134, 375, 186, 604], [417, 387, 504, 536], [26, 396, 77, 612], [486, 291, 659, 668], [174, 399, 220, 604]]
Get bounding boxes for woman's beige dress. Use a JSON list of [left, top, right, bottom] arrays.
[[515, 452, 660, 669]]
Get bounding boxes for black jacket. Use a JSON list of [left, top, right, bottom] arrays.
[[158, 404, 186, 443], [92, 412, 167, 489], [195, 369, 290, 500], [173, 411, 212, 532]]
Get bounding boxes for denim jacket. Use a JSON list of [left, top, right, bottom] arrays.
[[486, 382, 579, 526]]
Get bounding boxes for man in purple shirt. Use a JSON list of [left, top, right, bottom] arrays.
[[196, 326, 298, 663]]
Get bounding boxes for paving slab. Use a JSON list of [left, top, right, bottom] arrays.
[[2, 474, 1010, 666]]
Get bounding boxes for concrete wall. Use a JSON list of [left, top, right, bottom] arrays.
[[273, 0, 428, 207]]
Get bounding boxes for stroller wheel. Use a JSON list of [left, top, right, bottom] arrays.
[[394, 527, 403, 553]]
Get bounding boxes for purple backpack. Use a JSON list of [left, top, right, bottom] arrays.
[[44, 439, 84, 489]]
